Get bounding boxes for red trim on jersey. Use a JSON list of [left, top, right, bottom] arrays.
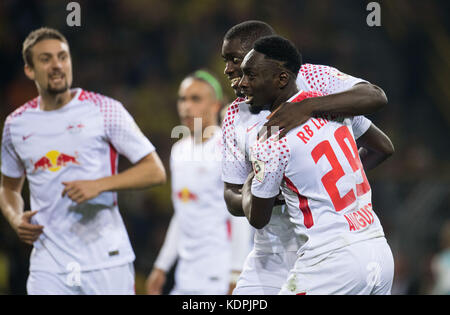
[[109, 143, 118, 175], [283, 175, 314, 229], [109, 143, 118, 206], [6, 98, 39, 122], [290, 90, 323, 104], [296, 292, 307, 295], [226, 219, 232, 241]]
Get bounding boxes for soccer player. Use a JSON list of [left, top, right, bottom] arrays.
[[221, 21, 394, 294], [146, 70, 251, 295], [0, 27, 167, 295], [241, 35, 394, 295]]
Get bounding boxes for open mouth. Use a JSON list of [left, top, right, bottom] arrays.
[[49, 74, 65, 83], [230, 77, 240, 89]]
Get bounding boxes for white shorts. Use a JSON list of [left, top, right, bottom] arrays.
[[170, 255, 230, 295], [233, 249, 298, 295], [27, 263, 135, 295], [279, 237, 394, 295]]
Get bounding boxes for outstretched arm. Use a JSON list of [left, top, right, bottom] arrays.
[[265, 83, 387, 138], [146, 213, 180, 295], [62, 151, 166, 204]]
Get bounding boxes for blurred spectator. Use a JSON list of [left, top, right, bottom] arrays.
[[429, 221, 450, 294]]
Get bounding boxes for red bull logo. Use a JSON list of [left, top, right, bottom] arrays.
[[177, 188, 197, 203], [33, 150, 79, 173]]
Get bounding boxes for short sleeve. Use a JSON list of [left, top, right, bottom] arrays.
[[351, 115, 372, 139], [300, 64, 368, 95], [250, 136, 290, 199], [1, 120, 25, 178], [103, 101, 155, 164], [221, 102, 252, 184]]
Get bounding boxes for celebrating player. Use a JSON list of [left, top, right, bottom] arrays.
[[0, 27, 167, 294], [221, 21, 394, 294], [146, 70, 251, 295], [241, 35, 394, 294]]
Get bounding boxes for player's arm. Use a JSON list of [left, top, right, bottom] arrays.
[[357, 123, 395, 171], [224, 182, 245, 217], [265, 82, 387, 138], [62, 151, 166, 204], [0, 175, 44, 245], [146, 213, 180, 295], [242, 173, 276, 229]]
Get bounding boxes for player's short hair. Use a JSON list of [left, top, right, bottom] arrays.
[[253, 35, 302, 76], [22, 27, 69, 67], [187, 69, 224, 102], [224, 20, 275, 49]]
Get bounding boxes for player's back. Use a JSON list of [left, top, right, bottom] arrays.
[[280, 112, 385, 260]]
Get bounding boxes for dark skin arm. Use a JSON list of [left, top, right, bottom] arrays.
[[264, 83, 387, 138], [224, 182, 245, 217], [357, 123, 395, 171], [224, 177, 285, 217], [242, 172, 275, 229]]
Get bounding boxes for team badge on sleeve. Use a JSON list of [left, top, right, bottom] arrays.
[[252, 159, 265, 182]]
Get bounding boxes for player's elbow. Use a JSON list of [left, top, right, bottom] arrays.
[[152, 166, 167, 186], [368, 84, 388, 111], [381, 138, 395, 159]]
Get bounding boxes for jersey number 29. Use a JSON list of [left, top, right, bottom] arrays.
[[310, 126, 371, 212]]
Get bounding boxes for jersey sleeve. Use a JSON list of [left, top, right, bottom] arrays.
[[250, 136, 290, 199], [301, 64, 368, 95], [221, 102, 252, 184], [351, 115, 372, 139], [103, 100, 155, 164], [1, 120, 25, 178]]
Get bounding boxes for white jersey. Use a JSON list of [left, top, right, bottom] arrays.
[[1, 88, 155, 272], [222, 63, 368, 254], [251, 90, 385, 261], [164, 129, 250, 292]]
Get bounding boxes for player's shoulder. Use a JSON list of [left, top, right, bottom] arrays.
[[5, 97, 40, 125], [77, 89, 123, 110], [171, 135, 191, 153], [223, 97, 246, 125], [253, 132, 290, 162], [299, 63, 334, 76]]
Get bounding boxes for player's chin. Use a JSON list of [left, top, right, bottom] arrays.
[[47, 81, 70, 95]]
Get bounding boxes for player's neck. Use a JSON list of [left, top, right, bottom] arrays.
[[271, 84, 299, 112], [39, 89, 74, 111]]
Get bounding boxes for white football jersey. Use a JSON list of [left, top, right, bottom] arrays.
[[155, 129, 251, 292], [169, 130, 231, 290], [222, 64, 369, 254], [1, 88, 155, 272], [251, 90, 385, 261]]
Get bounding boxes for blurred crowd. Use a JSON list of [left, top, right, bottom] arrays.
[[0, 0, 448, 294]]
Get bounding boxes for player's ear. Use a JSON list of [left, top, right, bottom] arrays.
[[24, 64, 35, 81], [278, 71, 289, 88]]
